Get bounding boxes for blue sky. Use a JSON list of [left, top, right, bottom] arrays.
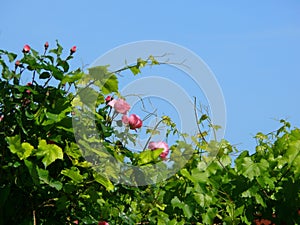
[[1, 1, 300, 153]]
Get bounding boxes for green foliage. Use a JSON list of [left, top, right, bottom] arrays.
[[0, 43, 299, 225]]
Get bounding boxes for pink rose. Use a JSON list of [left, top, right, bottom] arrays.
[[23, 44, 31, 53], [0, 115, 4, 122], [148, 141, 169, 160], [122, 114, 143, 130], [108, 99, 130, 114], [98, 221, 109, 225]]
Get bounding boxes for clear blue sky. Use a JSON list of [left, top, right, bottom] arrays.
[[1, 1, 300, 152]]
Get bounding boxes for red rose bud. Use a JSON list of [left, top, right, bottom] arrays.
[[26, 82, 32, 86], [44, 41, 49, 50], [15, 60, 21, 67], [70, 46, 77, 54], [105, 96, 113, 104], [23, 44, 31, 53]]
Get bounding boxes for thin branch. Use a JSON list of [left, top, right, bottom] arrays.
[[193, 97, 207, 144]]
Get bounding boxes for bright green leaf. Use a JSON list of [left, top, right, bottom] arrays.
[[35, 139, 63, 168], [6, 135, 34, 160]]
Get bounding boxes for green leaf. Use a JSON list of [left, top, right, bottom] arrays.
[[7, 52, 17, 62], [77, 87, 98, 109], [6, 135, 34, 160], [236, 156, 269, 180], [61, 71, 84, 85], [57, 58, 69, 72], [171, 196, 192, 219], [65, 142, 82, 159], [88, 66, 119, 94], [24, 160, 40, 185], [138, 149, 163, 165], [101, 74, 118, 94], [42, 107, 72, 126], [61, 167, 84, 183], [49, 40, 63, 56], [39, 71, 51, 79], [171, 196, 182, 208], [35, 139, 63, 168], [202, 207, 218, 225], [93, 172, 114, 191], [129, 66, 140, 75], [36, 167, 63, 190], [285, 140, 300, 165]]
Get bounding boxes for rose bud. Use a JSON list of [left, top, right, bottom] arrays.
[[105, 95, 113, 104], [23, 44, 31, 53], [15, 60, 21, 67], [44, 41, 49, 50], [70, 46, 77, 54]]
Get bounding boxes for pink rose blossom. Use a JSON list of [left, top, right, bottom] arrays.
[[122, 114, 143, 130], [23, 45, 31, 53], [98, 221, 109, 225], [108, 99, 130, 114], [148, 141, 169, 160], [0, 115, 4, 122]]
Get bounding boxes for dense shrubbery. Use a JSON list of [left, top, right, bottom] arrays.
[[0, 42, 299, 224]]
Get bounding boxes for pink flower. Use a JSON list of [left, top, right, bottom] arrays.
[[0, 115, 4, 122], [73, 220, 79, 224], [98, 221, 109, 225], [23, 44, 31, 53], [108, 99, 130, 114], [122, 114, 143, 130], [148, 141, 169, 160], [70, 46, 77, 54]]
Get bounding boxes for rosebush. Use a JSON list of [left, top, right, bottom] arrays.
[[0, 42, 299, 225]]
